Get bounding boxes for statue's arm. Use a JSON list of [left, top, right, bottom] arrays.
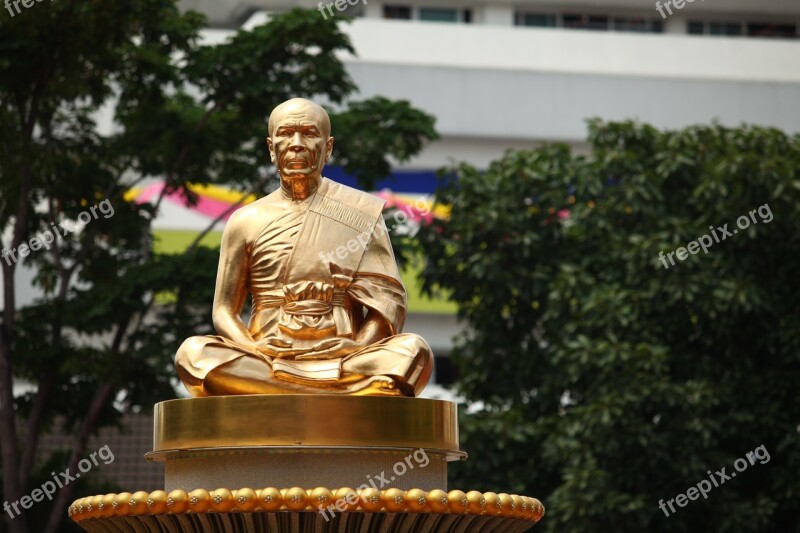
[[354, 309, 390, 346], [211, 212, 255, 346]]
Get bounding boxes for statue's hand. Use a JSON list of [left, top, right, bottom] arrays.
[[256, 338, 314, 359], [294, 338, 362, 360]]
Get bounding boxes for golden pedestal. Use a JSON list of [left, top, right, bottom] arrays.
[[70, 395, 544, 531]]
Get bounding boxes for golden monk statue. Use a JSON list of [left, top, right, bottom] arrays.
[[175, 98, 433, 397]]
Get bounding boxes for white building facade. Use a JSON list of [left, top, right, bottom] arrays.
[[184, 0, 800, 170]]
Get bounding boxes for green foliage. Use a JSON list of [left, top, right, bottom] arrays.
[[331, 97, 438, 190], [419, 121, 800, 532]]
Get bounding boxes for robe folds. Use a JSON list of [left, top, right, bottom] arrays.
[[175, 178, 432, 396]]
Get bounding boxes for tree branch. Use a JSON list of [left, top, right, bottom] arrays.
[[0, 325, 29, 533], [41, 381, 115, 533], [19, 369, 58, 490], [41, 316, 129, 533], [185, 175, 270, 254]]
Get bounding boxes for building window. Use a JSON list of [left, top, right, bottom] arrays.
[[463, 9, 472, 24], [690, 20, 796, 38], [687, 21, 744, 36], [709, 22, 743, 36], [419, 8, 459, 23], [687, 21, 705, 34], [613, 17, 663, 33], [563, 14, 609, 31], [747, 22, 797, 38], [383, 5, 412, 20], [515, 12, 557, 27]]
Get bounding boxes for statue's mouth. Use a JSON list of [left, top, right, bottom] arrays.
[[285, 159, 310, 169]]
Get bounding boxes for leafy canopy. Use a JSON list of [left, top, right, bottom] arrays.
[[420, 120, 800, 532]]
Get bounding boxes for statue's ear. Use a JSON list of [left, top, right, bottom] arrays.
[[325, 136, 334, 161]]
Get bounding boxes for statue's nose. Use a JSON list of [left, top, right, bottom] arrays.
[[289, 143, 306, 153], [290, 131, 305, 148]]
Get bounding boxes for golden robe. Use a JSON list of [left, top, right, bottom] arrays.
[[175, 178, 432, 396]]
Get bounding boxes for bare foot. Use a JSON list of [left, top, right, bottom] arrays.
[[348, 375, 403, 396]]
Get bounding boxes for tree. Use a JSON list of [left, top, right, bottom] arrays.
[[0, 3, 436, 532], [419, 121, 800, 532]]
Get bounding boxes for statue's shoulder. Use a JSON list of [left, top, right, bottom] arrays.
[[320, 178, 385, 215], [225, 191, 283, 237]]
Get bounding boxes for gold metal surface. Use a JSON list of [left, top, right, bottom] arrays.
[[174, 98, 434, 397], [69, 487, 545, 532], [149, 395, 461, 456]]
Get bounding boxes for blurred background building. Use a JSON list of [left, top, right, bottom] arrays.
[[184, 0, 800, 171]]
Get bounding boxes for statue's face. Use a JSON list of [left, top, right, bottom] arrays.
[[267, 101, 333, 185]]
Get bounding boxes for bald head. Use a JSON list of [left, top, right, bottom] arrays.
[[268, 98, 331, 139], [266, 98, 334, 195]]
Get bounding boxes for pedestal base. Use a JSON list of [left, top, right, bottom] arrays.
[[147, 395, 465, 491], [73, 510, 536, 533], [162, 449, 448, 491], [69, 487, 544, 532], [70, 395, 545, 531]]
